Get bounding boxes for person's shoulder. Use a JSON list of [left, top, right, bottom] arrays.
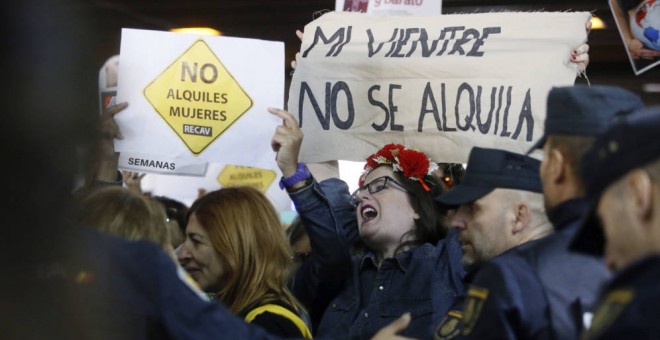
[[245, 302, 310, 338], [585, 257, 660, 339], [82, 227, 165, 264], [471, 250, 538, 291], [610, 255, 660, 289]]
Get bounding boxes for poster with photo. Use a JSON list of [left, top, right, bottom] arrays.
[[610, 0, 660, 75], [336, 0, 442, 16]]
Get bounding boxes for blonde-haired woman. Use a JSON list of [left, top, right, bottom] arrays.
[[74, 186, 175, 260], [179, 186, 311, 339]]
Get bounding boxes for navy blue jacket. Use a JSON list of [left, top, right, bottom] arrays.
[[445, 198, 610, 339], [67, 228, 279, 339], [583, 255, 660, 340], [289, 178, 465, 339]]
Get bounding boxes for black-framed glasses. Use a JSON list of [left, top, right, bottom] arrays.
[[350, 176, 408, 207]]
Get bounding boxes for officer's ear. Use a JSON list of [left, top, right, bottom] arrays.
[[511, 202, 530, 235], [625, 169, 654, 227], [545, 147, 566, 184]]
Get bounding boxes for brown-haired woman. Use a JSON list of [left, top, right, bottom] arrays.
[[178, 186, 312, 339]]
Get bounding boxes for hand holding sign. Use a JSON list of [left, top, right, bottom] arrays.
[[94, 102, 128, 183], [289, 11, 592, 164], [122, 171, 146, 195]]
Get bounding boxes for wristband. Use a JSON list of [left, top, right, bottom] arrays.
[[279, 163, 311, 190]]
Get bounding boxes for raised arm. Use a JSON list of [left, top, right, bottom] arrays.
[[87, 102, 128, 185], [269, 107, 358, 323]]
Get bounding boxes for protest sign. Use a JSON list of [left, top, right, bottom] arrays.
[[116, 29, 283, 169], [139, 163, 292, 213], [609, 0, 660, 75], [289, 11, 590, 163], [99, 54, 208, 176], [217, 165, 277, 193]]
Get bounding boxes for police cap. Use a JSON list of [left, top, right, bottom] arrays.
[[435, 147, 542, 206], [528, 85, 644, 153], [572, 106, 660, 255]]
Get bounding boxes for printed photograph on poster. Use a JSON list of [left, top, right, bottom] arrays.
[[610, 0, 660, 75], [335, 0, 442, 15], [341, 0, 369, 12]]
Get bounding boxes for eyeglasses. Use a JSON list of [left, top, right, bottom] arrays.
[[350, 176, 408, 207]]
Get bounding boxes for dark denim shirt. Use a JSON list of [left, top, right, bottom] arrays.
[[289, 178, 465, 340]]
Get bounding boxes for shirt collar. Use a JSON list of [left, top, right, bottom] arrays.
[[547, 197, 590, 231]]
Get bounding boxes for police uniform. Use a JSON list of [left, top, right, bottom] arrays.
[[456, 198, 609, 339], [434, 86, 645, 340], [455, 86, 642, 339], [583, 255, 660, 339], [434, 147, 545, 339], [572, 106, 660, 339]]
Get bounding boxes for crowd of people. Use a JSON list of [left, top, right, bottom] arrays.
[[4, 1, 660, 339]]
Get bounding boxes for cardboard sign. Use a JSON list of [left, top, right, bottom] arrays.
[[288, 11, 590, 163], [117, 29, 283, 169]]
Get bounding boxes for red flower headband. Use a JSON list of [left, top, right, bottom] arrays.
[[360, 144, 438, 191]]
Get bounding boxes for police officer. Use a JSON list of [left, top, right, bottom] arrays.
[[434, 147, 552, 339], [433, 86, 643, 340], [524, 86, 642, 339], [572, 106, 660, 339]]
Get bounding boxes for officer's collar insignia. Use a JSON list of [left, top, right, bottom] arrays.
[[434, 310, 463, 340], [461, 286, 489, 336], [586, 289, 634, 338]]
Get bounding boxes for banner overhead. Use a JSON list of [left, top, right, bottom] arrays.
[[288, 11, 591, 163]]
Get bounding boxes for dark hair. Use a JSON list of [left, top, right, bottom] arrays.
[[392, 170, 449, 251], [440, 163, 465, 187], [153, 196, 189, 235], [546, 135, 597, 190], [286, 216, 307, 246]]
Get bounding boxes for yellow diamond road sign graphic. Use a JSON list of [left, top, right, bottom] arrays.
[[144, 39, 253, 155], [217, 165, 276, 193]]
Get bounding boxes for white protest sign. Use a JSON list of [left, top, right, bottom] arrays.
[[289, 11, 590, 163], [336, 0, 442, 15], [99, 54, 209, 176], [117, 153, 208, 176], [139, 163, 292, 213], [116, 29, 283, 169]]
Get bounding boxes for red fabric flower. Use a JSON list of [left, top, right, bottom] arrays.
[[397, 149, 430, 179], [361, 144, 433, 190], [364, 143, 404, 170], [377, 144, 404, 160]]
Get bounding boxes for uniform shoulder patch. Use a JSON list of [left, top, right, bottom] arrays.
[[434, 310, 463, 340], [584, 289, 634, 339], [461, 286, 489, 336]]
